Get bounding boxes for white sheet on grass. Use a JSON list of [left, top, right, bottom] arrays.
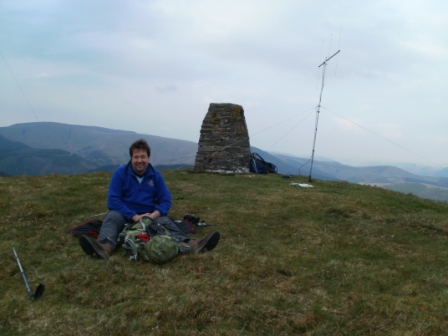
[[289, 182, 314, 188]]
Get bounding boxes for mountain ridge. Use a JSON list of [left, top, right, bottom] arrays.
[[1, 122, 447, 201]]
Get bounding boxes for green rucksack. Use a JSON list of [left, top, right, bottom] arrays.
[[120, 219, 180, 264], [145, 235, 180, 264]]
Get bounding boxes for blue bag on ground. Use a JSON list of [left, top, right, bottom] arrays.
[[249, 153, 278, 174]]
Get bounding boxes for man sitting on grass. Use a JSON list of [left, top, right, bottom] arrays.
[[79, 138, 220, 259]]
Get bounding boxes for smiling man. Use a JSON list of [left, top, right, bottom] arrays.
[[79, 138, 220, 260], [79, 139, 172, 258]]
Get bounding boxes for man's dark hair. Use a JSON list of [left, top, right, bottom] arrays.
[[129, 139, 151, 157]]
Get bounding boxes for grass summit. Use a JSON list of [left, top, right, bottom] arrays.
[[2, 170, 448, 335]]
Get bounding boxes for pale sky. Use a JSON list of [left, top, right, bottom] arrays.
[[1, 0, 447, 167]]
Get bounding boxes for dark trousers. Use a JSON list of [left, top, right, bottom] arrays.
[[97, 211, 127, 250]]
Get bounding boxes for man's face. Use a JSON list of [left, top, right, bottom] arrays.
[[131, 149, 149, 175]]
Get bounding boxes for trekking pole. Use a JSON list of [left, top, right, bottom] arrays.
[[12, 247, 45, 300]]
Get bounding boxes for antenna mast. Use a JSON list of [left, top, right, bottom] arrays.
[[308, 49, 340, 182]]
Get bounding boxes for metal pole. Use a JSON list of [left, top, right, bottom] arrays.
[[308, 50, 340, 182], [12, 247, 45, 300], [13, 247, 33, 298]]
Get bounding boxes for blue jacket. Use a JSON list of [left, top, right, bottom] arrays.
[[107, 162, 172, 221]]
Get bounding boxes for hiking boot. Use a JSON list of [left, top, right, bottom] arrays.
[[79, 235, 113, 259], [189, 231, 220, 253]]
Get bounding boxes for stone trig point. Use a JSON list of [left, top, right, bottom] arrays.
[[194, 103, 251, 173]]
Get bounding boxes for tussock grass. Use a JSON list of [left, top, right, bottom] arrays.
[[1, 170, 448, 335]]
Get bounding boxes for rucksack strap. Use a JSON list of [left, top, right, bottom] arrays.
[[123, 236, 139, 260]]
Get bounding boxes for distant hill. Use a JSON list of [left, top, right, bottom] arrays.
[[1, 122, 447, 201], [393, 163, 448, 178], [0, 121, 334, 178], [0, 134, 97, 175], [0, 122, 197, 167], [310, 161, 448, 187]]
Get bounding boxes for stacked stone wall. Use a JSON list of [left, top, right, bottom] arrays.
[[194, 103, 251, 173]]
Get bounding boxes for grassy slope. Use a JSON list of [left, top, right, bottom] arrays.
[[1, 171, 448, 335]]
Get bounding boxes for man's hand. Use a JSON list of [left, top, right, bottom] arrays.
[[132, 213, 152, 222], [132, 210, 161, 222]]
